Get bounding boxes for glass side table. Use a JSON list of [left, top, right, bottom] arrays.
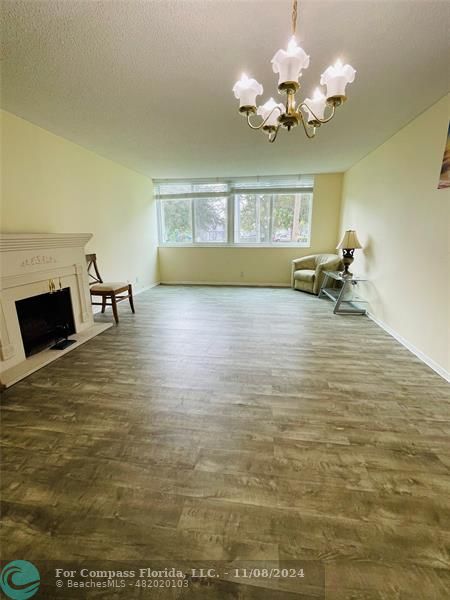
[[319, 271, 368, 315]]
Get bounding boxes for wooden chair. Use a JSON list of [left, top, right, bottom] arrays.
[[86, 253, 135, 324]]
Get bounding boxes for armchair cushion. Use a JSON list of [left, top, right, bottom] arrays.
[[293, 269, 315, 283]]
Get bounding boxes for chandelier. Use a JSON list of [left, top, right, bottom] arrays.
[[232, 0, 356, 143]]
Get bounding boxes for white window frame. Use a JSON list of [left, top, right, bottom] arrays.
[[156, 177, 314, 248]]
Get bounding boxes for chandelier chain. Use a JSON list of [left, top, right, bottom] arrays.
[[292, 0, 298, 36]]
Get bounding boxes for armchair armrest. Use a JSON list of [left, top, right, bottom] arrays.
[[291, 255, 316, 288]]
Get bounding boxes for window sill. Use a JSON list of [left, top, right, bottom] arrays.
[[159, 243, 312, 249]]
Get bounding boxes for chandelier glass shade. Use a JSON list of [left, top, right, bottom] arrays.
[[232, 0, 356, 143]]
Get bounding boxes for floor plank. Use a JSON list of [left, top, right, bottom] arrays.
[[1, 285, 449, 599]]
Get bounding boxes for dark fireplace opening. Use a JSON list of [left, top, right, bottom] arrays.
[[16, 288, 76, 357]]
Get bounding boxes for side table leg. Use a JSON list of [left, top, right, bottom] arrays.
[[319, 273, 330, 297], [333, 280, 347, 314]]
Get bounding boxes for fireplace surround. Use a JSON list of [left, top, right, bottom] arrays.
[[0, 233, 111, 387]]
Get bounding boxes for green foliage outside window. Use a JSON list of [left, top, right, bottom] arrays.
[[160, 189, 312, 245]]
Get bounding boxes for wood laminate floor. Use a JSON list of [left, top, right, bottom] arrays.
[[1, 286, 449, 599]]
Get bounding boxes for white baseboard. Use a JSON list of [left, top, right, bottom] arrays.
[[160, 280, 290, 288], [368, 312, 450, 383], [135, 282, 160, 294], [92, 281, 160, 314]]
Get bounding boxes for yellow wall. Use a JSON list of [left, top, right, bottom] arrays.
[[1, 110, 159, 290], [340, 95, 450, 376], [159, 173, 343, 286]]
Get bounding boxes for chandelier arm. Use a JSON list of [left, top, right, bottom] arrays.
[[246, 106, 283, 130], [298, 110, 317, 139], [268, 126, 281, 143], [299, 102, 336, 124]]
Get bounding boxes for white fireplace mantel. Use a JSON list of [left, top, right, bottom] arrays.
[[0, 233, 111, 387]]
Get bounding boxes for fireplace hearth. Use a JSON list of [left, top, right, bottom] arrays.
[[16, 288, 76, 357]]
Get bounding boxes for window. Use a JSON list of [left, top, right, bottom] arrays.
[[194, 197, 227, 243], [235, 195, 271, 243], [156, 176, 314, 246], [235, 192, 312, 245], [272, 193, 312, 244], [160, 198, 192, 243]]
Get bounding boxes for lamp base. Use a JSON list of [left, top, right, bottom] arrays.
[[278, 112, 299, 130], [327, 95, 346, 107], [278, 81, 300, 94], [340, 249, 355, 277], [239, 105, 256, 116], [262, 125, 278, 134]]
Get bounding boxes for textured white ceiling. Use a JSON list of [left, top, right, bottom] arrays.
[[1, 0, 449, 178]]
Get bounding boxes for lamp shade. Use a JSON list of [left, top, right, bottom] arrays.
[[257, 98, 284, 127], [233, 74, 263, 108], [271, 37, 310, 86], [337, 229, 362, 249], [320, 60, 356, 99], [304, 88, 327, 123]]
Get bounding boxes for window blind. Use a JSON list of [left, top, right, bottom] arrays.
[[154, 174, 314, 199]]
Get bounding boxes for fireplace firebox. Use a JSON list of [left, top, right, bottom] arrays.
[[15, 288, 76, 357]]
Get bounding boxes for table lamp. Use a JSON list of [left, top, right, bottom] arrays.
[[337, 229, 362, 276]]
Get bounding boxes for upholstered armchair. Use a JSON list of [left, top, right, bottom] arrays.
[[291, 253, 342, 295]]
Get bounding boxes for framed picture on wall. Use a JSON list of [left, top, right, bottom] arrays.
[[438, 122, 450, 189]]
